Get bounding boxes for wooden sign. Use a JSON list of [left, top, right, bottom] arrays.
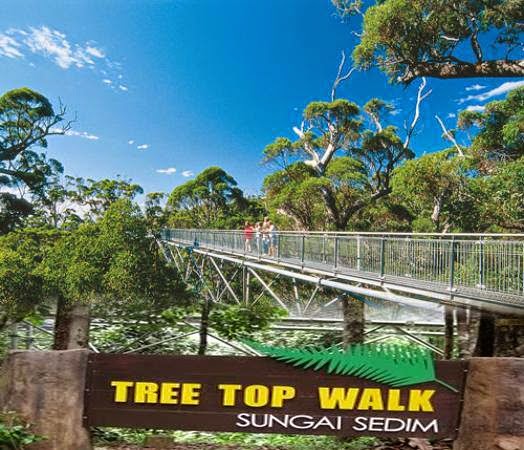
[[84, 351, 467, 438]]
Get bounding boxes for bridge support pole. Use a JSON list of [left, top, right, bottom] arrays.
[[341, 294, 365, 346]]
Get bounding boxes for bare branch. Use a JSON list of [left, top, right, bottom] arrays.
[[403, 77, 432, 149], [331, 50, 356, 101], [292, 125, 321, 169], [435, 114, 464, 157]]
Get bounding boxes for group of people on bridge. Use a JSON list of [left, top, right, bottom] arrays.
[[244, 218, 278, 256]]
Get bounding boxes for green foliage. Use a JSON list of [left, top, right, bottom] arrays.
[[0, 228, 59, 331], [458, 86, 524, 167], [0, 88, 65, 233], [391, 150, 470, 232], [477, 157, 524, 231], [245, 341, 457, 390], [93, 427, 378, 450], [144, 191, 168, 234], [210, 302, 287, 341], [0, 412, 43, 450], [167, 167, 263, 229], [39, 199, 190, 320], [263, 94, 413, 230], [351, 0, 524, 83], [263, 162, 326, 230]]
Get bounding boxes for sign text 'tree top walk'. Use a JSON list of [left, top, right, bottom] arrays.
[[84, 343, 467, 438]]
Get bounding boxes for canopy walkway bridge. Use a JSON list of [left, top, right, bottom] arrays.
[[7, 230, 523, 357], [160, 229, 524, 316]]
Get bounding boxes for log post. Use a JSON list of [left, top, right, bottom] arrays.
[[0, 350, 92, 450]]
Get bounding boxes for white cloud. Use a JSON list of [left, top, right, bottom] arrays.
[[128, 140, 135, 145], [447, 113, 456, 119], [85, 45, 105, 58], [50, 128, 99, 140], [157, 167, 177, 175], [390, 108, 402, 116], [65, 130, 99, 140], [181, 170, 194, 177], [0, 33, 22, 58], [118, 84, 128, 91], [0, 26, 125, 88], [466, 105, 485, 112], [460, 80, 524, 104], [465, 84, 486, 92], [22, 26, 100, 69], [137, 144, 149, 150]]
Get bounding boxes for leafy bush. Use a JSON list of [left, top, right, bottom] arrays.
[[0, 413, 43, 449], [92, 428, 379, 450]]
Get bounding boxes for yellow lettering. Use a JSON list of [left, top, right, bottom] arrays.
[[181, 383, 201, 405], [218, 384, 242, 406], [134, 382, 159, 403], [357, 388, 384, 410], [110, 381, 134, 402], [387, 389, 405, 411], [318, 387, 360, 410], [160, 383, 180, 404], [244, 385, 269, 407], [408, 389, 435, 412], [270, 385, 296, 407]]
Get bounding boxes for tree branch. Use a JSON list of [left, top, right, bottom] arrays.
[[400, 59, 524, 84], [292, 125, 321, 170], [435, 115, 464, 157], [403, 77, 432, 149], [331, 50, 356, 101]]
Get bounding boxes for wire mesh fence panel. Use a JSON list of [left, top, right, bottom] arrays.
[[336, 236, 359, 270], [358, 237, 383, 274], [278, 234, 302, 262], [303, 235, 329, 266]]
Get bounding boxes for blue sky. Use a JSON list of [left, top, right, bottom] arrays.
[[1, 0, 522, 196]]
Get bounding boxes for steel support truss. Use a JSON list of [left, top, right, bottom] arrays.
[[157, 240, 451, 354]]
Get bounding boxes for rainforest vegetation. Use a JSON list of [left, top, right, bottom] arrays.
[[0, 0, 522, 448]]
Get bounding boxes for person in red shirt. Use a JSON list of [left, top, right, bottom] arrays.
[[243, 221, 254, 252]]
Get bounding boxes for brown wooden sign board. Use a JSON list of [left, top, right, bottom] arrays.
[[84, 353, 467, 438]]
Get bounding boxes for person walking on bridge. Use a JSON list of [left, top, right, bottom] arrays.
[[261, 217, 270, 255], [243, 221, 254, 252], [254, 222, 261, 254], [268, 220, 278, 257]]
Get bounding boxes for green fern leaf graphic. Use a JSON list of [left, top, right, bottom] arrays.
[[244, 340, 457, 392]]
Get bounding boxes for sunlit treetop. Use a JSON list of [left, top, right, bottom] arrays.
[[334, 0, 524, 84]]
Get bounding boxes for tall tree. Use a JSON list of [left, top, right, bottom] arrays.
[[42, 199, 189, 349], [334, 0, 524, 83], [457, 86, 524, 171], [391, 149, 471, 232], [263, 89, 429, 231], [167, 166, 262, 229], [0, 88, 68, 232], [262, 57, 430, 344]]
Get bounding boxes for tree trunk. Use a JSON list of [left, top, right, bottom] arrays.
[[456, 307, 481, 358], [198, 297, 211, 356], [473, 311, 495, 356], [444, 305, 454, 359], [53, 297, 91, 350], [492, 315, 524, 357], [403, 59, 524, 83], [341, 295, 365, 346]]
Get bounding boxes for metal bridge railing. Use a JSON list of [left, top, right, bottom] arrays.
[[161, 229, 524, 305]]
